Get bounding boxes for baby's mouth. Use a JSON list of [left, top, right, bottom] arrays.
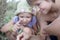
[[20, 23, 27, 25]]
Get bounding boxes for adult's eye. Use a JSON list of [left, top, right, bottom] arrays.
[[36, 3, 40, 6]]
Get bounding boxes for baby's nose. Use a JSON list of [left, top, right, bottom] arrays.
[[23, 18, 27, 22]]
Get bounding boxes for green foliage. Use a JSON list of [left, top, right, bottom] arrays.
[[7, 2, 17, 10], [0, 0, 19, 40], [4, 10, 15, 23], [3, 1, 18, 23]]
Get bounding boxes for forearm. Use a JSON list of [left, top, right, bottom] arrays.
[[1, 20, 14, 33], [39, 19, 49, 40], [40, 20, 48, 30]]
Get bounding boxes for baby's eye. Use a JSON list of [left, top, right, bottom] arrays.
[[27, 17, 30, 18]]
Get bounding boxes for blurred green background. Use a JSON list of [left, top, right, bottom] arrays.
[[0, 0, 20, 40]]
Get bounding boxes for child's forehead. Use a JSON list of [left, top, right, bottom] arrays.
[[19, 12, 32, 14], [18, 12, 32, 16]]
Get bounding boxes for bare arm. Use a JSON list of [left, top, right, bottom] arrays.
[[39, 17, 48, 31], [1, 20, 14, 33], [39, 17, 48, 40]]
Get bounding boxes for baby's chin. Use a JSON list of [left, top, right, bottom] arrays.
[[22, 24, 28, 26], [20, 22, 27, 26]]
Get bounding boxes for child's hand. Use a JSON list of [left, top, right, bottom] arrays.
[[12, 21, 24, 32]]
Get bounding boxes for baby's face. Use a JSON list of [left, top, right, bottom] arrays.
[[18, 12, 32, 26]]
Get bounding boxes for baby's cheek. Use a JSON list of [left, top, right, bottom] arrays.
[[27, 18, 31, 22]]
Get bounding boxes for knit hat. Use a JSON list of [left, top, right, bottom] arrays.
[[15, 0, 34, 15]]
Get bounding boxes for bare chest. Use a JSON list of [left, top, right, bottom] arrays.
[[40, 12, 59, 22]]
